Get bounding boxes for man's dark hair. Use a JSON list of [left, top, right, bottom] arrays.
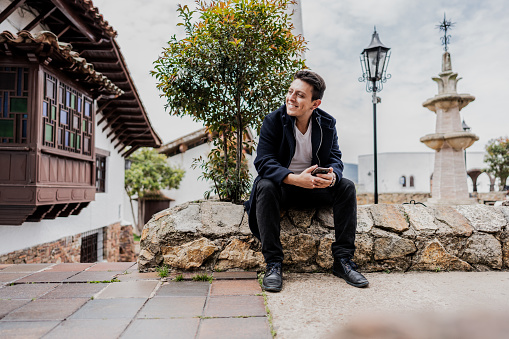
[[294, 70, 326, 101]]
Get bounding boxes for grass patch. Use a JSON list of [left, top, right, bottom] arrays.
[[258, 273, 277, 338], [192, 273, 213, 283], [88, 278, 120, 284], [156, 265, 170, 278], [173, 274, 184, 282]]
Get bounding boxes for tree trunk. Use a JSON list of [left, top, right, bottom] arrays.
[[125, 188, 139, 235], [235, 113, 243, 204], [137, 198, 144, 235]]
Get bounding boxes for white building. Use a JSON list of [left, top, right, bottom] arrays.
[[357, 151, 497, 194]]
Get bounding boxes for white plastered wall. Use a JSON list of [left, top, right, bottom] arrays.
[[357, 151, 488, 194]]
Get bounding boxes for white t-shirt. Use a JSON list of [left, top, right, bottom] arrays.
[[288, 120, 312, 174]]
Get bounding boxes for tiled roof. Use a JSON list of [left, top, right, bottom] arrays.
[[80, 0, 117, 37], [0, 30, 123, 97]]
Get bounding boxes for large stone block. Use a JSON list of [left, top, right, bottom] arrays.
[[288, 208, 315, 228], [357, 206, 373, 233], [461, 233, 502, 270], [162, 237, 218, 270], [200, 201, 245, 236], [316, 207, 334, 229], [373, 230, 417, 260], [434, 205, 473, 236], [215, 239, 264, 271], [455, 205, 507, 233], [404, 205, 437, 233], [281, 234, 318, 264], [411, 239, 471, 271], [353, 234, 374, 265], [370, 204, 409, 233], [316, 236, 334, 269]]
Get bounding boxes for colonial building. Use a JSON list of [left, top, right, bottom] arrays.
[[0, 0, 161, 263], [357, 151, 496, 195]]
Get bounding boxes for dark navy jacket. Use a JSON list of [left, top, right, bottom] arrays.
[[244, 104, 344, 239]]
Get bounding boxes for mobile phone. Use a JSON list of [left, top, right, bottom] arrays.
[[311, 167, 329, 176]]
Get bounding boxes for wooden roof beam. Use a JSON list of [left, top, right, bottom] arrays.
[[0, 0, 25, 24], [102, 114, 121, 132], [23, 7, 57, 31], [50, 0, 97, 41]]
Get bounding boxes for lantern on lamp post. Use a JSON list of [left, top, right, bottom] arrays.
[[359, 28, 391, 204]]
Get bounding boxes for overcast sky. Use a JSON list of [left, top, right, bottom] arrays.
[[93, 0, 509, 164]]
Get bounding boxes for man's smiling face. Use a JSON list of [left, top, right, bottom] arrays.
[[285, 79, 321, 120]]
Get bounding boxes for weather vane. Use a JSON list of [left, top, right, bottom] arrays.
[[436, 13, 455, 52]]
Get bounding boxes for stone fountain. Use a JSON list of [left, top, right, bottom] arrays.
[[420, 51, 478, 204]]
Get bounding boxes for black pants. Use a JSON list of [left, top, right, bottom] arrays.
[[255, 177, 357, 263]]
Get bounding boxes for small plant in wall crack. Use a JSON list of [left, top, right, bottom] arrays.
[[156, 265, 170, 278]]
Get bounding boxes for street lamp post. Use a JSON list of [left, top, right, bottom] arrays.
[[359, 28, 391, 204]]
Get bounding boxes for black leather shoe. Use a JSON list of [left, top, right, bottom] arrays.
[[333, 258, 369, 288], [262, 262, 283, 292]]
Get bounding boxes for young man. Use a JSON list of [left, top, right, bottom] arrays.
[[244, 70, 368, 292]]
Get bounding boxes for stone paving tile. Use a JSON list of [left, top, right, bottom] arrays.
[[0, 299, 30, 318], [137, 296, 206, 318], [204, 296, 266, 318], [213, 271, 258, 280], [121, 318, 199, 339], [46, 263, 94, 272], [41, 283, 108, 299], [0, 321, 60, 339], [86, 262, 136, 272], [64, 271, 119, 282], [210, 280, 262, 296], [126, 263, 139, 274], [0, 264, 53, 273], [1, 298, 89, 321], [15, 271, 78, 284], [95, 280, 159, 299], [44, 318, 131, 339], [0, 265, 13, 271], [116, 271, 160, 282], [0, 283, 58, 299], [0, 273, 30, 284], [69, 298, 146, 319], [197, 317, 271, 339], [155, 281, 210, 297]]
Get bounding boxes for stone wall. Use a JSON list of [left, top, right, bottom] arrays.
[[138, 201, 509, 273], [103, 223, 136, 262], [357, 193, 431, 205], [0, 223, 136, 264], [0, 235, 81, 264], [356, 192, 506, 205]]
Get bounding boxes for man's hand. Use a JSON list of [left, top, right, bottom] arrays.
[[283, 165, 335, 189]]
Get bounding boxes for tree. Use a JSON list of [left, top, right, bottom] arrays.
[[152, 0, 306, 203], [484, 137, 509, 191], [125, 148, 184, 233]]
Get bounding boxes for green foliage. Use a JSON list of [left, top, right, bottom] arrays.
[[174, 274, 184, 282], [192, 136, 252, 201], [125, 148, 184, 199], [484, 137, 509, 191], [192, 273, 214, 283], [156, 265, 170, 278], [152, 0, 306, 203]]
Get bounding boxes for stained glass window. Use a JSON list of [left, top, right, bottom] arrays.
[[0, 67, 29, 143], [42, 72, 93, 155]]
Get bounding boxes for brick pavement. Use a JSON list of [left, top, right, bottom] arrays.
[[0, 263, 271, 339]]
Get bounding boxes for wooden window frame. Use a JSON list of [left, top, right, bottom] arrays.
[[95, 153, 107, 193]]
